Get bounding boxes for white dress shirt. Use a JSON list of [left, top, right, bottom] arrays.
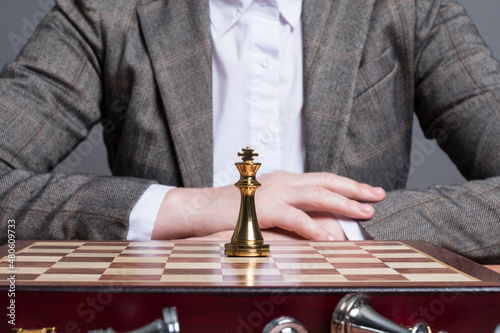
[[128, 0, 365, 241], [211, 0, 304, 185]]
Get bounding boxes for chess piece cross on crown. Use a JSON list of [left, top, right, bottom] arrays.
[[238, 147, 258, 162], [224, 147, 270, 257]]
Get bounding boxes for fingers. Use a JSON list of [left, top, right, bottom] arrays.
[[285, 186, 377, 220], [301, 172, 385, 202], [258, 171, 385, 221], [307, 211, 347, 241], [262, 171, 385, 202], [259, 205, 341, 241]]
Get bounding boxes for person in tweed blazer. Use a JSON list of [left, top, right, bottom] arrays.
[[0, 0, 499, 263]]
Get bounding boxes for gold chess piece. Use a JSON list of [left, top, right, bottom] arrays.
[[224, 147, 270, 257]]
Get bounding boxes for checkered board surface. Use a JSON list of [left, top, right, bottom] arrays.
[[0, 241, 480, 287]]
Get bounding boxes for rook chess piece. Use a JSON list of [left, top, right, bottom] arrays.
[[224, 147, 270, 257]]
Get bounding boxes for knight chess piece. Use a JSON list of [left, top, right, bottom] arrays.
[[224, 147, 270, 257]]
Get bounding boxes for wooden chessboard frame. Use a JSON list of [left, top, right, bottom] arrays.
[[1, 240, 499, 333]]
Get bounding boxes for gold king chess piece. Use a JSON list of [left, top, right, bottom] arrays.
[[224, 147, 270, 257]]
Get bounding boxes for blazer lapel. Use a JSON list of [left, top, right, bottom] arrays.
[[136, 0, 376, 185], [137, 0, 213, 187], [302, 0, 376, 173]]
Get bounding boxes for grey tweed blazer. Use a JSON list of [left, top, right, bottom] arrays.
[[0, 0, 499, 263]]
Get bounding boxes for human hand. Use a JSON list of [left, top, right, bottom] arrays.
[[182, 212, 348, 241], [152, 171, 385, 240], [182, 228, 304, 241]]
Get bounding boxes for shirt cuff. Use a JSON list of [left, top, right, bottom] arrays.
[[127, 184, 173, 241], [337, 216, 371, 241]]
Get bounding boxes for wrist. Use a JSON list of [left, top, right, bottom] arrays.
[[152, 185, 239, 240], [153, 188, 194, 239]]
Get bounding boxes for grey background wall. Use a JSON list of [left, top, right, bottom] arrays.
[[0, 0, 499, 188]]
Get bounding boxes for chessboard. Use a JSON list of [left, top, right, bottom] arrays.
[[0, 240, 496, 288], [1, 241, 499, 333]]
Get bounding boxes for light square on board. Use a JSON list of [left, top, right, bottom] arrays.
[[36, 274, 102, 282]]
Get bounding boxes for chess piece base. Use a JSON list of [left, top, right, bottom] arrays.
[[224, 242, 270, 257]]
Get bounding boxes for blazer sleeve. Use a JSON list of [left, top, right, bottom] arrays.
[[0, 1, 155, 243], [360, 0, 500, 264]]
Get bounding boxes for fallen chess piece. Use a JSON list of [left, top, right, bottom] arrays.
[[263, 294, 452, 333], [331, 294, 443, 333], [87, 307, 179, 333]]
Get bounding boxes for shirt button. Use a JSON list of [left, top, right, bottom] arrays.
[[260, 131, 274, 144], [261, 58, 271, 69]]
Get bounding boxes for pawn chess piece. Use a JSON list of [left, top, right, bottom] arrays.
[[224, 147, 270, 257]]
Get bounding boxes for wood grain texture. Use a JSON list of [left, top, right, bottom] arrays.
[[2, 240, 499, 288], [486, 265, 500, 274], [1, 240, 499, 333]]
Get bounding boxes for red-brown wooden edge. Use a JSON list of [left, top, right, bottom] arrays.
[[1, 240, 500, 333]]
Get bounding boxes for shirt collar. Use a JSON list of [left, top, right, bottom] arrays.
[[278, 0, 302, 29], [209, 0, 303, 38]]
